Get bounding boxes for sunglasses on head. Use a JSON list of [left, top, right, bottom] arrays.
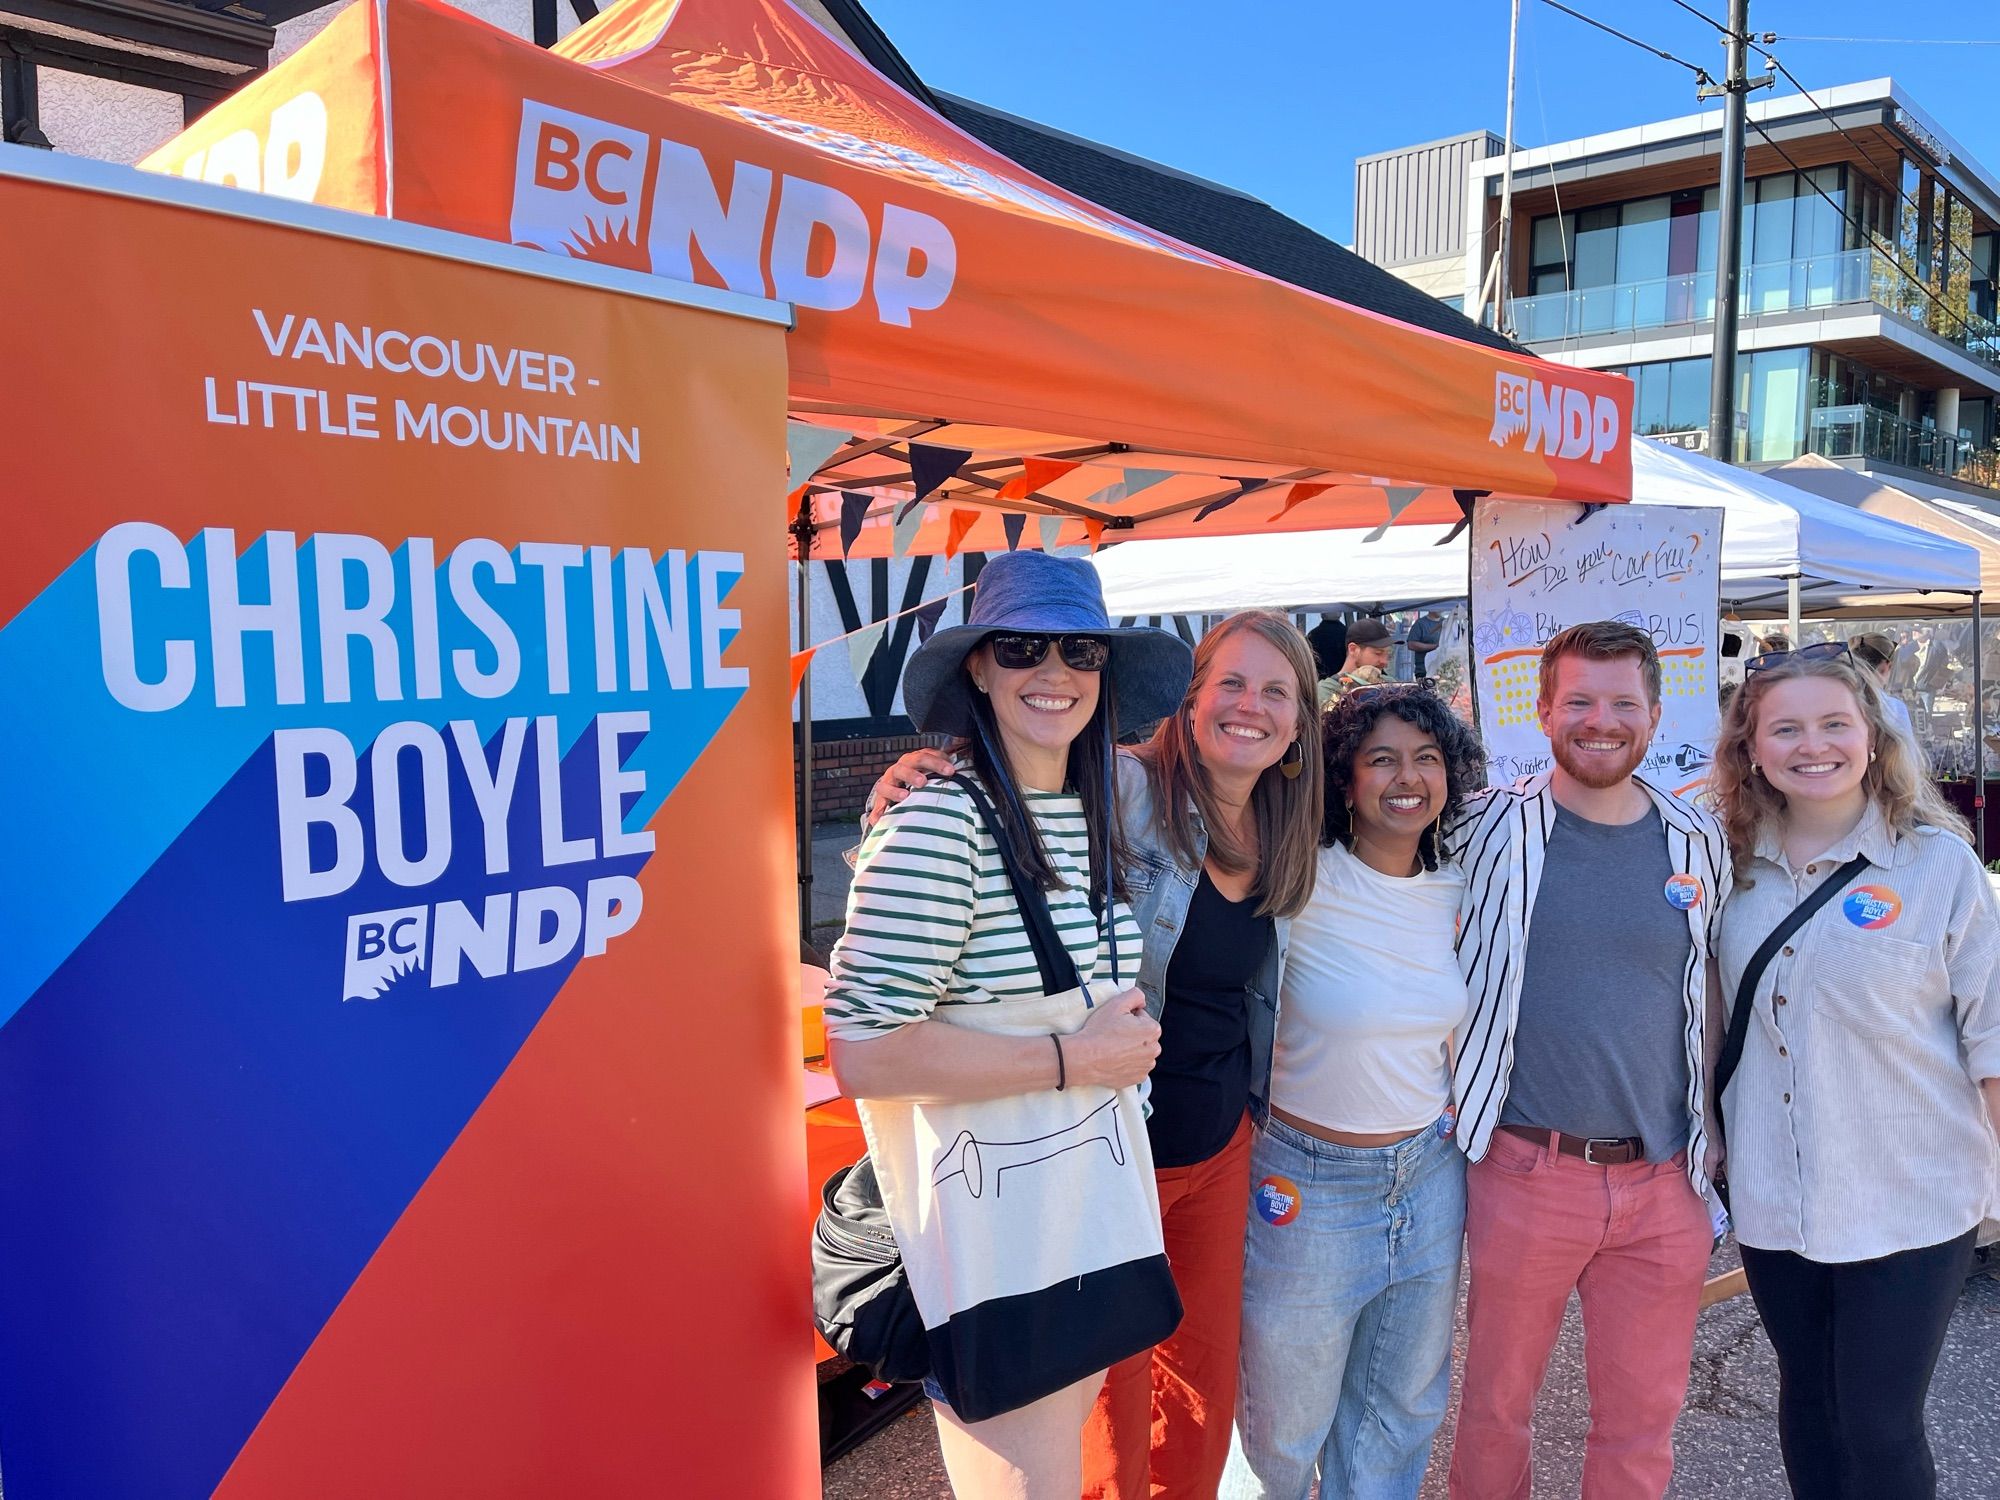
[[1344, 678, 1439, 704], [986, 633, 1112, 672], [1745, 640, 1849, 675]]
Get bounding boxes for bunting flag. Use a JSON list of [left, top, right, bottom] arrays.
[[1083, 520, 1105, 553], [1001, 513, 1026, 551], [914, 597, 950, 643], [1362, 485, 1425, 544], [786, 421, 852, 489], [998, 456, 1082, 503], [788, 649, 815, 700], [1121, 468, 1172, 498], [908, 443, 972, 502], [1038, 515, 1066, 554], [1084, 480, 1126, 508], [838, 492, 872, 556], [1274, 481, 1333, 521], [944, 509, 980, 560], [1193, 478, 1264, 525], [1435, 488, 1482, 546], [787, 483, 810, 513], [891, 502, 926, 558], [846, 620, 888, 683]]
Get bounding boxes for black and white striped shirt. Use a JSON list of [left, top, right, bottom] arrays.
[[1445, 771, 1733, 1193]]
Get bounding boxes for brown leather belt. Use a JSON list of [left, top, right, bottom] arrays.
[[1498, 1124, 1644, 1166]]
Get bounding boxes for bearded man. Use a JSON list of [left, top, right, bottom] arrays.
[[1445, 620, 1732, 1500]]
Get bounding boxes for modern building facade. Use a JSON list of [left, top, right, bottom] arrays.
[[1357, 82, 2000, 499]]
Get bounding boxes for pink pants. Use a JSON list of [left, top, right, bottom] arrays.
[[1448, 1128, 1713, 1500]]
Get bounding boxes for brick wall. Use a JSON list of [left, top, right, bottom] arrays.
[[794, 732, 951, 823]]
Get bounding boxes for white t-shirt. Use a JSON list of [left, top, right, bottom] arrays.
[[1271, 842, 1470, 1135]]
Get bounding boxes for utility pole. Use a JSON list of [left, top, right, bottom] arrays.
[[1701, 0, 1771, 462], [1492, 0, 1521, 337]]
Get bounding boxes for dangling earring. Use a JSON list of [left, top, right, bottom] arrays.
[[1280, 738, 1304, 780], [1750, 761, 1761, 777]]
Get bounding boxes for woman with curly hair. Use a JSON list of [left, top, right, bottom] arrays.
[[1710, 644, 2000, 1500], [1223, 683, 1486, 1500]]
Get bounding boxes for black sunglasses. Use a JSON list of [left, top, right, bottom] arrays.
[[1745, 641, 1849, 675], [986, 633, 1112, 672]]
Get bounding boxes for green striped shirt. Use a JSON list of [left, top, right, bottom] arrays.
[[823, 772, 1142, 1038]]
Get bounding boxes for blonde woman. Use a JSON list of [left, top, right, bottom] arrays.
[[1711, 642, 2000, 1500]]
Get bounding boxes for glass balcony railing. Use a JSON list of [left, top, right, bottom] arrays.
[[1509, 248, 2000, 372], [1808, 403, 2000, 492]]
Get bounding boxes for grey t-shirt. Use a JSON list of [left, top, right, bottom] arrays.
[[1500, 803, 1692, 1160]]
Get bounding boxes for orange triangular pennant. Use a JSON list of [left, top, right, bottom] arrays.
[[998, 457, 1082, 502], [944, 508, 981, 560], [1274, 481, 1334, 520], [1083, 519, 1105, 553], [789, 649, 815, 698]]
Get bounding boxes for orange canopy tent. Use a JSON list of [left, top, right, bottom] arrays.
[[144, 0, 1635, 551]]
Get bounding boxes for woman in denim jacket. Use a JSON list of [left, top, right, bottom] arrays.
[[869, 610, 1323, 1498]]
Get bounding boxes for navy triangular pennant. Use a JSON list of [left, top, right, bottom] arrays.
[[915, 597, 950, 643], [839, 492, 871, 556], [909, 444, 972, 502]]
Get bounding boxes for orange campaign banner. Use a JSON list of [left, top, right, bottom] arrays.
[[0, 152, 815, 1498], [142, 0, 1636, 511]]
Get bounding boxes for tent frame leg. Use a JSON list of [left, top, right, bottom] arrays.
[[1976, 592, 1986, 865], [792, 500, 816, 949]]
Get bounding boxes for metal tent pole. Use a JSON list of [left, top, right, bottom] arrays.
[[1976, 591, 1986, 864], [1786, 575, 1800, 650], [791, 500, 816, 947]]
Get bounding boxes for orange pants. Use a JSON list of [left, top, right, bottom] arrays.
[[1081, 1112, 1253, 1499]]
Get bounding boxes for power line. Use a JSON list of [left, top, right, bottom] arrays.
[[1663, 0, 1730, 36], [1539, 0, 1980, 339], [1653, 2, 1983, 278], [1740, 111, 1971, 333], [1535, 0, 1714, 83], [1776, 34, 2000, 46]]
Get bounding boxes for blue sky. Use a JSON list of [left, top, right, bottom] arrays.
[[866, 1, 2000, 245]]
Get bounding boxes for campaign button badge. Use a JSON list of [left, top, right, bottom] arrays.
[[1842, 885, 1902, 929], [1254, 1175, 1301, 1226], [1664, 873, 1703, 910]]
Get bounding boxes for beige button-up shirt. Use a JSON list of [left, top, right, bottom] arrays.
[[1717, 807, 2000, 1262]]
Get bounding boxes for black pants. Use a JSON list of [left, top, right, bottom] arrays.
[[1740, 1230, 1976, 1500]]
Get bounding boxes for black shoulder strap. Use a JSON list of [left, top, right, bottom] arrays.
[[946, 774, 1084, 997], [1715, 852, 1871, 1128]]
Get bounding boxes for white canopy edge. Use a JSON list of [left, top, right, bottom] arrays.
[[1095, 438, 1980, 617]]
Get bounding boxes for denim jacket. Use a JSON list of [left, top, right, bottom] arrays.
[[1114, 751, 1291, 1121]]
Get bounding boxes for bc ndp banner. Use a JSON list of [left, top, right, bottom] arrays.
[[0, 160, 813, 1497]]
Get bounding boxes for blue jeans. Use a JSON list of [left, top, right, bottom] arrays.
[[1221, 1113, 1466, 1500]]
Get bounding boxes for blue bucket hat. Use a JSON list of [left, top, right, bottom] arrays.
[[901, 552, 1193, 736]]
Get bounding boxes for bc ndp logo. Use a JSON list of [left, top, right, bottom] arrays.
[[1254, 1176, 1301, 1227], [1842, 885, 1903, 929], [1490, 372, 1622, 463]]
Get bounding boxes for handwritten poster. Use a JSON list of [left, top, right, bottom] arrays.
[[1468, 498, 1722, 795]]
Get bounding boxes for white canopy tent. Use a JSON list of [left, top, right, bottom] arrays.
[[1094, 439, 1981, 621]]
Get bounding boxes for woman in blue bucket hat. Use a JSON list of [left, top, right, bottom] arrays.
[[854, 557, 1327, 1497], [823, 551, 1192, 1495]]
